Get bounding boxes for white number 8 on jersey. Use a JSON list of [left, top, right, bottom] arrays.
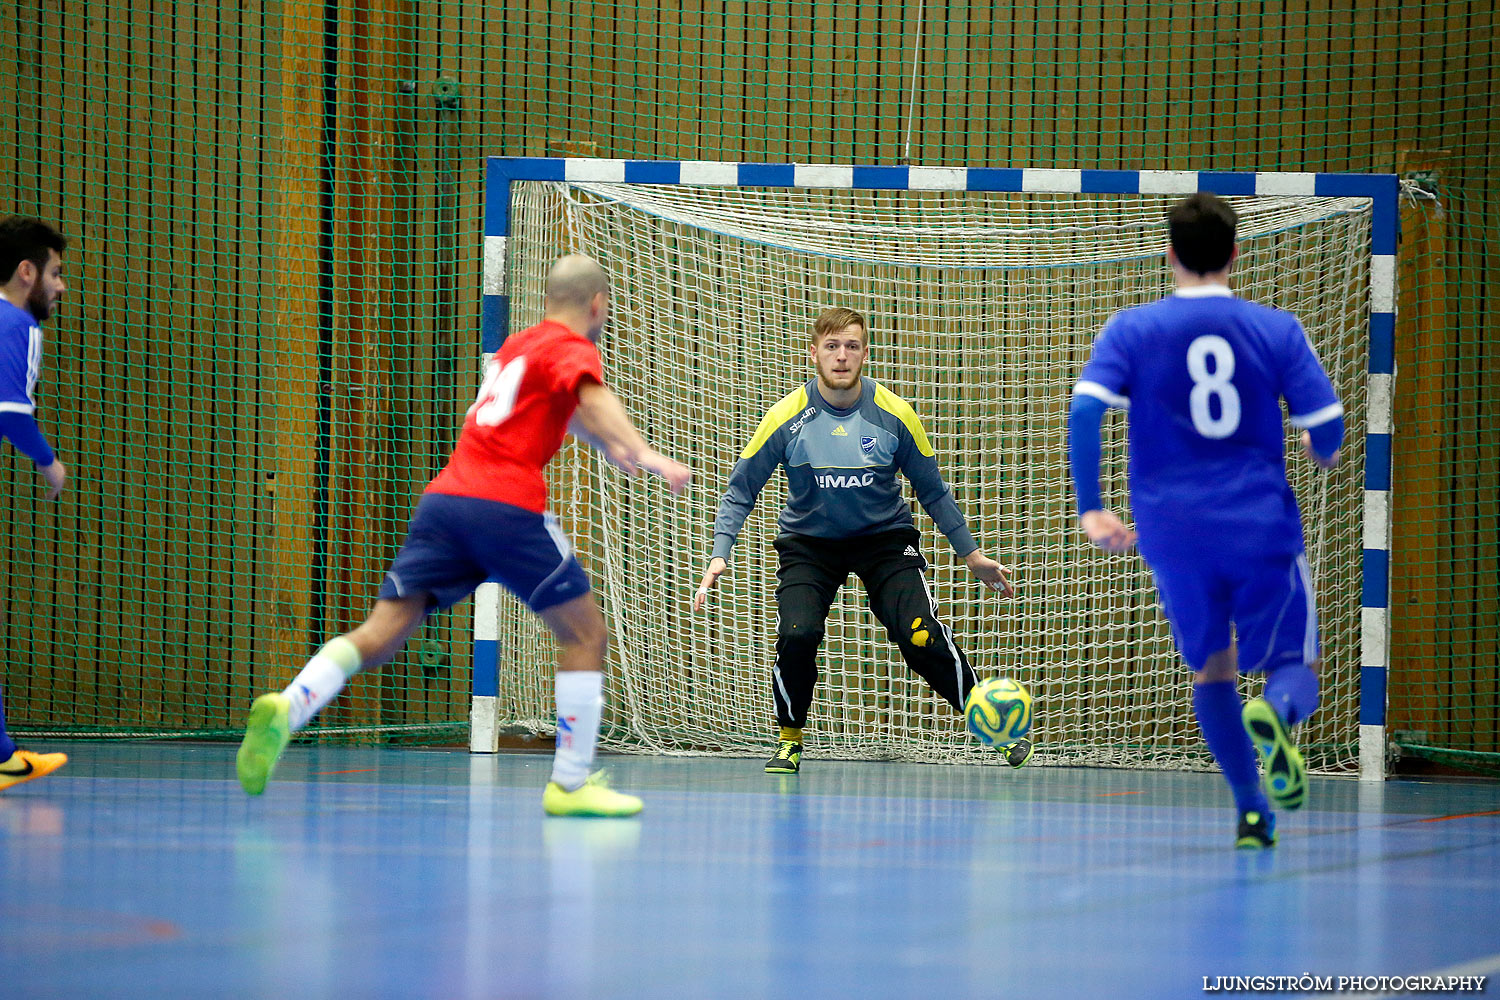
[[1186, 335, 1241, 438]]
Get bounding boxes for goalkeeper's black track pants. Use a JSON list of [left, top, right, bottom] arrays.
[[770, 526, 978, 730]]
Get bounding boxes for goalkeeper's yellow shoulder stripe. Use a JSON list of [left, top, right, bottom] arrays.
[[740, 386, 810, 460], [872, 381, 934, 457]]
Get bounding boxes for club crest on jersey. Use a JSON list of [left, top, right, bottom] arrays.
[[861, 436, 876, 457]]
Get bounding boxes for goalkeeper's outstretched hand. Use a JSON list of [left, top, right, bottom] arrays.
[[964, 550, 1014, 598], [693, 557, 728, 612]]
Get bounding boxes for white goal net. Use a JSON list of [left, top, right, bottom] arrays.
[[487, 176, 1370, 772]]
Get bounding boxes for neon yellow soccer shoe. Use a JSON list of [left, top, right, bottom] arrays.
[[543, 771, 644, 817], [237, 693, 292, 795]]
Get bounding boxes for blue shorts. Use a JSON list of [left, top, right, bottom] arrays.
[[378, 494, 592, 613], [1148, 548, 1320, 673]]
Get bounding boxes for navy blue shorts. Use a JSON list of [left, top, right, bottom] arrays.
[[378, 494, 592, 613], [1148, 548, 1320, 673]]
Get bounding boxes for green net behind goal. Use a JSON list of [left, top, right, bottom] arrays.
[[1, 2, 1493, 770]]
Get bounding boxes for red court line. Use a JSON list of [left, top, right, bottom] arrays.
[[0, 905, 181, 947], [1098, 791, 1145, 797], [313, 768, 378, 775], [1418, 809, 1500, 823]]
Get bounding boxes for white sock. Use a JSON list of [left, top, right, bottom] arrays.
[[282, 636, 363, 732], [549, 670, 603, 791]]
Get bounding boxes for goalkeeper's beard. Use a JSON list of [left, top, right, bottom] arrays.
[[816, 363, 862, 393]]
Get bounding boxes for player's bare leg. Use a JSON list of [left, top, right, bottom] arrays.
[[538, 592, 641, 817], [237, 595, 428, 795]]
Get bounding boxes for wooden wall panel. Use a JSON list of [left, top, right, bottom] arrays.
[[217, 0, 273, 731], [1388, 152, 1448, 744], [262, 0, 326, 722], [0, 0, 1494, 752]]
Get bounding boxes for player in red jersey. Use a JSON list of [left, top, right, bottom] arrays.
[[236, 255, 691, 816]]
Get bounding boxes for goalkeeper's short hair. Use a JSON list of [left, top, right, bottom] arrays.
[[811, 306, 867, 344]]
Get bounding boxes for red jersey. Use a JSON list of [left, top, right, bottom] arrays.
[[426, 319, 604, 511]]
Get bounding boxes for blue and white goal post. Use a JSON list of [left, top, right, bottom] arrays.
[[471, 157, 1397, 782]]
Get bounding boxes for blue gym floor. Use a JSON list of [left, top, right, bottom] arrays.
[[3, 743, 1498, 1000]]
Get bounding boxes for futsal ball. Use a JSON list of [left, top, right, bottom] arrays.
[[965, 677, 1033, 746]]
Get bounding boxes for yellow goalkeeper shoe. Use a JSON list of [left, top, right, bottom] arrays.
[[764, 740, 802, 774], [237, 693, 292, 795], [0, 749, 68, 792], [543, 771, 643, 817]]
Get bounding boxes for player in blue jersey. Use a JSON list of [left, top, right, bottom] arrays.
[[694, 306, 1024, 774], [0, 216, 71, 792], [1070, 193, 1344, 848]]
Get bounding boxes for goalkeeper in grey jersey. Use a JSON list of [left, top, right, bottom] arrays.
[[693, 307, 1030, 773]]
